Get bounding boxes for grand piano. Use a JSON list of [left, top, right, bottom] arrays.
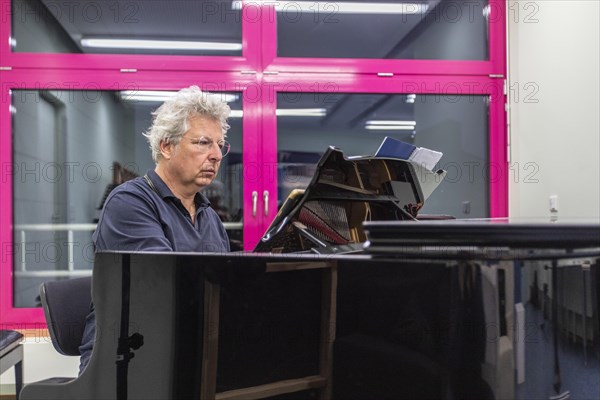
[[20, 148, 600, 400]]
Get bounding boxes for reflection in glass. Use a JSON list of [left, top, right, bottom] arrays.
[[516, 260, 600, 400], [11, 89, 243, 307], [11, 0, 242, 55], [277, 0, 489, 60], [276, 92, 489, 218]]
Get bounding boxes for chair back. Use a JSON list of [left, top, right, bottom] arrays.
[[40, 277, 92, 356]]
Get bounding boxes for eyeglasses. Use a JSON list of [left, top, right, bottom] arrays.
[[188, 137, 231, 157]]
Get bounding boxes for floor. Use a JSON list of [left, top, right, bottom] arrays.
[[515, 303, 600, 400]]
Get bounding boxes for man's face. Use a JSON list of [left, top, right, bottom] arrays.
[[164, 114, 224, 192]]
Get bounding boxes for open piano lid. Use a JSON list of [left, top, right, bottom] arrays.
[[254, 146, 446, 254]]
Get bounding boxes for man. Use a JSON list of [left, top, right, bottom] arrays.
[[79, 86, 231, 372]]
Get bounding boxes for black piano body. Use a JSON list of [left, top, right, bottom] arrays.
[[15, 251, 451, 399], [20, 219, 600, 399], [15, 251, 483, 400]]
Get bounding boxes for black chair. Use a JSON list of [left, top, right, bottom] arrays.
[[40, 277, 92, 356], [0, 330, 24, 399]]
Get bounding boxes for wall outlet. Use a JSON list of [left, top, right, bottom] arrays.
[[462, 200, 471, 214]]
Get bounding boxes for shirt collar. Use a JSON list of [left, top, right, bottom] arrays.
[[146, 169, 211, 208]]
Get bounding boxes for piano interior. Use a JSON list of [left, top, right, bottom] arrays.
[[255, 146, 442, 254]]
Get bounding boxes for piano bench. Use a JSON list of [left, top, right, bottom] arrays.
[[0, 330, 24, 400]]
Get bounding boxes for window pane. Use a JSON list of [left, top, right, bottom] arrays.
[[276, 92, 489, 218], [11, 0, 242, 55], [11, 89, 243, 307], [277, 0, 489, 60]]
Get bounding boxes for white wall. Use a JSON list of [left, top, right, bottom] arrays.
[[508, 0, 600, 218]]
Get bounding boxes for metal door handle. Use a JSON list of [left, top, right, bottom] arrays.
[[252, 191, 258, 217], [263, 190, 269, 216]]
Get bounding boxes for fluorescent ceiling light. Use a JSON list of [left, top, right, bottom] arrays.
[[365, 125, 415, 131], [366, 120, 416, 126], [276, 108, 327, 117], [365, 120, 417, 130], [81, 38, 242, 51], [232, 1, 428, 14], [119, 94, 324, 118], [120, 91, 238, 103]]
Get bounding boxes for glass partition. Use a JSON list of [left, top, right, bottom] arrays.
[[276, 91, 490, 218], [11, 0, 243, 55], [11, 89, 243, 307], [276, 0, 489, 60]]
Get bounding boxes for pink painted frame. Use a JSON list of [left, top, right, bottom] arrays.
[[0, 0, 507, 326]]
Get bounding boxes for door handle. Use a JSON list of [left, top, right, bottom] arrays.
[[252, 191, 258, 217], [263, 190, 269, 216]]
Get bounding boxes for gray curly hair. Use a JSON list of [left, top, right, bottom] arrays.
[[143, 86, 231, 163]]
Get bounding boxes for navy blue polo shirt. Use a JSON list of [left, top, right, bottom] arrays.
[[92, 169, 230, 253], [80, 170, 229, 373]]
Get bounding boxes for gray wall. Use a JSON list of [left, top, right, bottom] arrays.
[[64, 91, 136, 222]]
